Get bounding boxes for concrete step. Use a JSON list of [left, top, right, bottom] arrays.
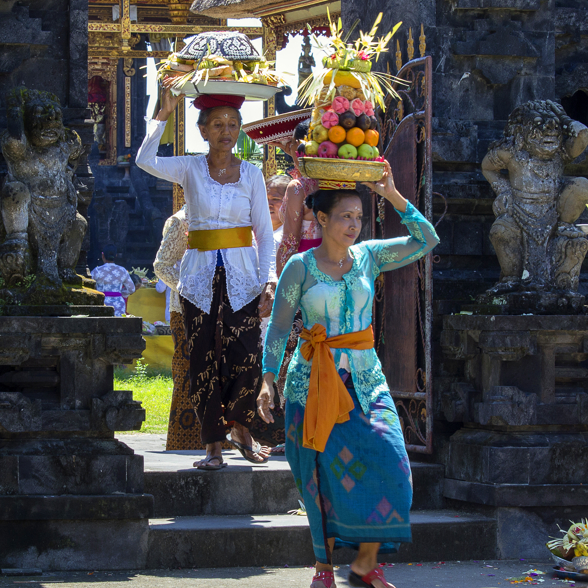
[[146, 510, 497, 569], [145, 460, 445, 518], [118, 436, 445, 518]]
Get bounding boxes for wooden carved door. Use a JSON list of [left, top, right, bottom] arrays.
[[374, 56, 433, 453]]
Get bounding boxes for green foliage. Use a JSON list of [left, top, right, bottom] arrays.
[[114, 363, 173, 434], [234, 130, 262, 169], [134, 357, 149, 379]]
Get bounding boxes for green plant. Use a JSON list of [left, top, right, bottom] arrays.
[[234, 130, 261, 161], [134, 358, 149, 380], [22, 275, 35, 288]]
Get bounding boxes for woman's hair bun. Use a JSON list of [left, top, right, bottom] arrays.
[[304, 193, 314, 210]]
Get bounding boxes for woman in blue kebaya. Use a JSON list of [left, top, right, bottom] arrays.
[[257, 161, 439, 588]]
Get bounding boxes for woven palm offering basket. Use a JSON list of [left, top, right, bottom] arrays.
[[157, 31, 286, 100], [298, 157, 385, 183]]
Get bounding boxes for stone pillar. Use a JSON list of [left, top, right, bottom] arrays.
[[440, 314, 588, 558], [0, 316, 151, 570]]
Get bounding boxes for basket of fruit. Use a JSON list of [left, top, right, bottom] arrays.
[[293, 12, 403, 185]]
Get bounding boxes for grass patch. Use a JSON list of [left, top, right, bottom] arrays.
[[114, 360, 173, 434]]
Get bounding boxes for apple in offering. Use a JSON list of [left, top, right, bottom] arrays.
[[305, 97, 382, 161]]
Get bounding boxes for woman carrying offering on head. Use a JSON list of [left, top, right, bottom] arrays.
[[136, 90, 276, 470], [257, 161, 439, 588]]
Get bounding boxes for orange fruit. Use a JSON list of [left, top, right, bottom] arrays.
[[346, 127, 365, 147], [364, 129, 379, 147], [328, 125, 347, 144]]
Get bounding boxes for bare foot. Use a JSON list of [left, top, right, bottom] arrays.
[[194, 442, 223, 468], [230, 422, 270, 462]]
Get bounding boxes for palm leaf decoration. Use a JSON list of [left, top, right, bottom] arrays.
[[297, 10, 405, 111]]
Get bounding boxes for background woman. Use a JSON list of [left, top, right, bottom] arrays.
[[91, 244, 135, 316], [137, 90, 276, 470], [258, 161, 439, 588]]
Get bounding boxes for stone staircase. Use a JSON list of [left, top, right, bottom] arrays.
[[119, 435, 498, 569]]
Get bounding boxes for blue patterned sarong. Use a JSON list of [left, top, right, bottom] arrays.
[[285, 378, 413, 563]]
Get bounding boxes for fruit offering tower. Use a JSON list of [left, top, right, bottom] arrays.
[[297, 13, 402, 170]]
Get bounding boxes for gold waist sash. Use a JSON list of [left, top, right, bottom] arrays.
[[188, 226, 252, 251]]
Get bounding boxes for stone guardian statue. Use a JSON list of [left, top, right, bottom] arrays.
[[481, 99, 588, 310], [0, 87, 87, 288]]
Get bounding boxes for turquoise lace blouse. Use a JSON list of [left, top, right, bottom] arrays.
[[262, 202, 440, 414]]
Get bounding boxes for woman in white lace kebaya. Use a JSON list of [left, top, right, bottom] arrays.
[[137, 90, 276, 469]]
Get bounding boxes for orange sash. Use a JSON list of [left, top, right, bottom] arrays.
[[188, 226, 252, 251], [299, 324, 374, 452]]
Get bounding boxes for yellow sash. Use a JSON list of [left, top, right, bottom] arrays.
[[188, 226, 252, 251]]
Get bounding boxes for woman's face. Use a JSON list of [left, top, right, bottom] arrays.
[[318, 195, 363, 247], [199, 107, 241, 152]]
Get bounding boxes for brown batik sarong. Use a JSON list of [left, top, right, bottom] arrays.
[[180, 267, 262, 445], [166, 311, 231, 450]]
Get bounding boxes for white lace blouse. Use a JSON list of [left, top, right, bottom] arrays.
[[137, 118, 276, 313]]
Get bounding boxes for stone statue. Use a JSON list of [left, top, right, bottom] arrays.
[[298, 35, 315, 88], [481, 99, 588, 310], [0, 87, 87, 288]]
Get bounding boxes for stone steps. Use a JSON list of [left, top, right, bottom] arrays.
[[146, 510, 497, 568], [144, 460, 445, 518], [117, 435, 497, 569]]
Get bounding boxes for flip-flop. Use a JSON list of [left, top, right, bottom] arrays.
[[226, 432, 269, 464], [270, 443, 286, 454], [194, 454, 227, 470], [349, 568, 395, 588]]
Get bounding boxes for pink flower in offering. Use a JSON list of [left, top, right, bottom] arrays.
[[351, 99, 365, 116], [357, 50, 370, 61], [321, 110, 339, 129], [364, 100, 375, 116], [331, 96, 350, 114]]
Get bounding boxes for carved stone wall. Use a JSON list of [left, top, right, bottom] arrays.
[[343, 0, 588, 302], [0, 0, 94, 277]]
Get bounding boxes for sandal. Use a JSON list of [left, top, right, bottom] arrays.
[[311, 571, 337, 588], [194, 454, 227, 470], [226, 431, 269, 464], [349, 568, 395, 588], [270, 443, 285, 454]]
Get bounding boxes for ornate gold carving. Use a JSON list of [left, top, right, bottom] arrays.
[[419, 23, 426, 58], [261, 14, 286, 29], [89, 49, 170, 58], [123, 57, 135, 76], [168, 2, 190, 24], [262, 16, 279, 178], [407, 28, 414, 62], [124, 76, 131, 148], [121, 0, 131, 49], [173, 184, 185, 213], [89, 22, 120, 32], [282, 13, 338, 37], [89, 22, 262, 36], [178, 95, 185, 157], [395, 39, 402, 72], [88, 57, 118, 165]]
